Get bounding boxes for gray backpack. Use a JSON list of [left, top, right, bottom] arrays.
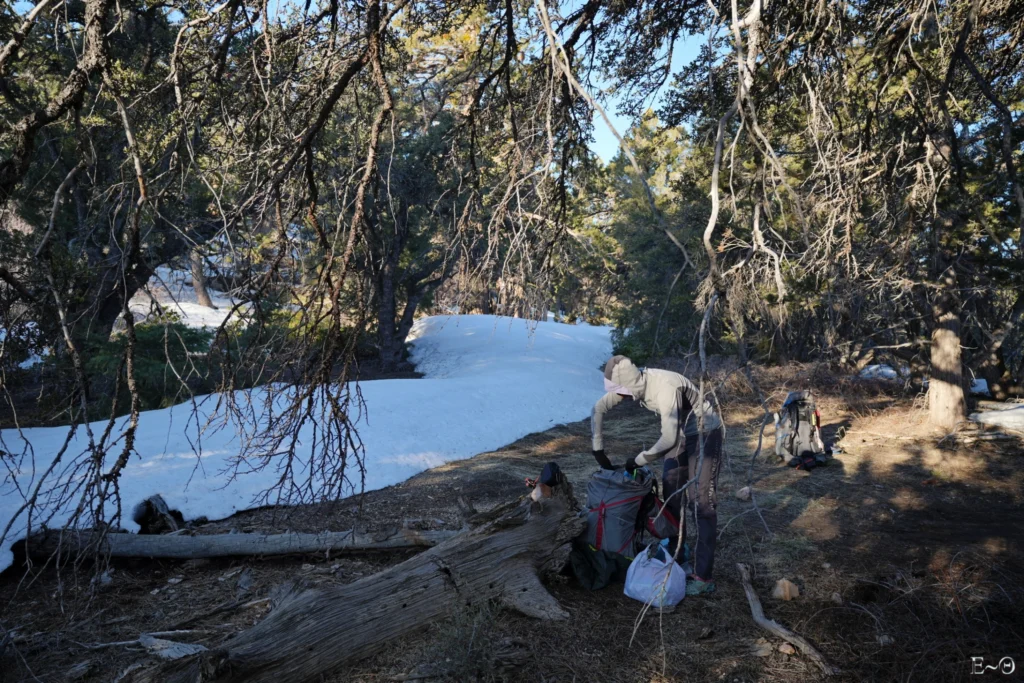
[[775, 390, 826, 468], [583, 468, 654, 559]]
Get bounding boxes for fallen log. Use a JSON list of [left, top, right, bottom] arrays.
[[26, 527, 461, 561], [736, 563, 839, 676], [129, 473, 584, 683]]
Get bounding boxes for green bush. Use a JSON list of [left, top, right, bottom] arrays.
[[86, 319, 214, 411]]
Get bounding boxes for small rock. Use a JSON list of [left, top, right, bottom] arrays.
[[735, 486, 752, 501], [150, 588, 161, 595], [235, 567, 253, 597], [821, 562, 831, 570], [301, 563, 315, 572], [167, 576, 183, 585], [772, 578, 800, 601], [778, 643, 797, 655], [698, 626, 714, 640], [831, 592, 843, 605], [877, 635, 894, 646]]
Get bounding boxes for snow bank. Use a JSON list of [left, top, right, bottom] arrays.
[[970, 404, 1024, 433], [0, 315, 612, 572], [128, 267, 246, 330]]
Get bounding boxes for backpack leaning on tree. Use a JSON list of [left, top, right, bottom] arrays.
[[774, 390, 829, 470]]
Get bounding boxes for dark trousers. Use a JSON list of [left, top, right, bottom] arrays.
[[662, 427, 723, 580]]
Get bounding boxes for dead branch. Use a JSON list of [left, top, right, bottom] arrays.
[[737, 563, 839, 676], [125, 483, 583, 683], [26, 527, 461, 561]]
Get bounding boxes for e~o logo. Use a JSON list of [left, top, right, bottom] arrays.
[[970, 657, 1016, 675]]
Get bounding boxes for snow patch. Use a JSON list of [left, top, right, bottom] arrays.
[[858, 364, 900, 380], [0, 315, 612, 572], [129, 267, 247, 331], [970, 405, 1024, 433]]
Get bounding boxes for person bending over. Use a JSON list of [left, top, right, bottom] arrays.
[[591, 355, 723, 596]]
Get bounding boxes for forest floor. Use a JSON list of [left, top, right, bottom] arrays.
[[2, 365, 1022, 683]]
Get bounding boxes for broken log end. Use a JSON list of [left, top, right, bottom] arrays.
[[500, 567, 568, 621]]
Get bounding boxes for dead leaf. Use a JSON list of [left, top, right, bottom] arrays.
[[750, 638, 772, 657], [219, 567, 242, 581], [66, 659, 95, 681], [235, 567, 253, 598], [138, 634, 208, 660]]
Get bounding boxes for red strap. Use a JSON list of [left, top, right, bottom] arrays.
[[591, 494, 646, 551], [656, 500, 680, 530], [617, 530, 637, 554]]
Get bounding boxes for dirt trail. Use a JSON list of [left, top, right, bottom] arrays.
[[2, 390, 1023, 683]]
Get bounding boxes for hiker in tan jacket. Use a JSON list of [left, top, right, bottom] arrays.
[[591, 355, 723, 595]]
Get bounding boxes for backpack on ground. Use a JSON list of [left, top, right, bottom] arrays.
[[569, 467, 679, 590], [774, 390, 828, 470]]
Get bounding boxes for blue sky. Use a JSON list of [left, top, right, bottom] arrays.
[[587, 35, 702, 163]]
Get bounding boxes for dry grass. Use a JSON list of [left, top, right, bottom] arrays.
[[2, 365, 1022, 683]]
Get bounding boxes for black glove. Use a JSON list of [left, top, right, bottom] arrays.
[[622, 457, 640, 473], [592, 449, 614, 470]]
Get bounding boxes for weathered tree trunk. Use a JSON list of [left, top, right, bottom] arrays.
[[928, 266, 966, 428], [132, 486, 583, 683], [191, 247, 216, 309], [376, 266, 402, 373], [26, 527, 459, 561]]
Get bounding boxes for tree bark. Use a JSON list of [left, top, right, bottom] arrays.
[[191, 247, 216, 309], [376, 266, 402, 373], [928, 266, 966, 428], [976, 295, 1024, 400], [26, 527, 459, 561], [130, 486, 583, 683]]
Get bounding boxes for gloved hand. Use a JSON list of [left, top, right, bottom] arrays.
[[592, 449, 614, 470], [622, 457, 640, 473]]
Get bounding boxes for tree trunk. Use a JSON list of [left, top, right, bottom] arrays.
[[191, 247, 216, 309], [131, 485, 583, 683], [376, 268, 401, 373], [928, 266, 966, 429], [93, 258, 156, 338], [26, 527, 459, 561], [977, 295, 1024, 400], [479, 286, 491, 314]]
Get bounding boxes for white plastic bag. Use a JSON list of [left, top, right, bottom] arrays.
[[624, 543, 686, 608]]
